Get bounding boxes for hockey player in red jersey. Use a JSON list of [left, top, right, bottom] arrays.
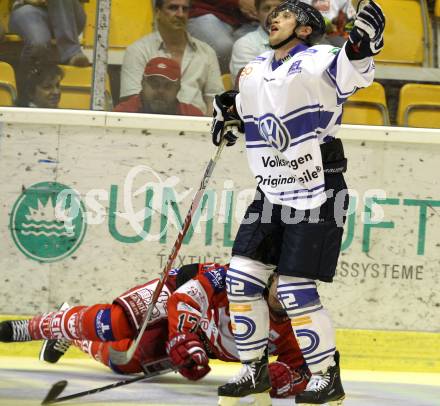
[[0, 263, 309, 399]]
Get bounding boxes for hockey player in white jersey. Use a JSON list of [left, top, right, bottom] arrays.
[[210, 0, 385, 405]]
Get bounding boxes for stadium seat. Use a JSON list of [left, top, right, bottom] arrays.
[[0, 1, 9, 32], [435, 0, 440, 68], [374, 0, 432, 66], [0, 61, 17, 106], [82, 0, 154, 49], [222, 74, 233, 91], [0, 1, 22, 42], [397, 83, 440, 128], [58, 65, 112, 110], [342, 82, 390, 126]]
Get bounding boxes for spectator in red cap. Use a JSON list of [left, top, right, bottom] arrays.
[[114, 57, 204, 116], [120, 0, 223, 115]]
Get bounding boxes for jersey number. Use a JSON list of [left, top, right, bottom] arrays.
[[177, 313, 199, 333], [226, 279, 245, 295], [279, 292, 298, 309]]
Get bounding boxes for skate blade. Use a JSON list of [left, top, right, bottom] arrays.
[[218, 391, 272, 406], [328, 397, 345, 406], [218, 396, 240, 406], [299, 396, 345, 406]]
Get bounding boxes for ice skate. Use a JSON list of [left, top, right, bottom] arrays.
[[39, 302, 72, 364], [218, 356, 272, 406], [39, 338, 72, 364], [0, 319, 31, 342], [295, 351, 345, 405]]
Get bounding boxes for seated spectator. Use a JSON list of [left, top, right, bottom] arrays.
[[8, 0, 89, 66], [17, 59, 63, 108], [188, 0, 259, 73], [120, 0, 223, 115], [114, 57, 203, 116], [230, 0, 282, 85], [304, 0, 355, 47]]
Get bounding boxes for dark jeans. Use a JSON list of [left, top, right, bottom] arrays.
[[9, 0, 86, 63]]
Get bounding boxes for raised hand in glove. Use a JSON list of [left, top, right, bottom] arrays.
[[211, 90, 244, 147], [346, 0, 385, 60], [268, 361, 310, 398], [166, 333, 211, 380]]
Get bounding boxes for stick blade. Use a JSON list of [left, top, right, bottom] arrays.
[[41, 380, 68, 405], [108, 345, 134, 365]]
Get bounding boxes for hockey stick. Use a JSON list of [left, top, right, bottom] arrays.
[[41, 358, 176, 405], [108, 136, 229, 365]]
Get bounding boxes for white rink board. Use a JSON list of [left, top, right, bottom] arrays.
[[0, 108, 439, 332]]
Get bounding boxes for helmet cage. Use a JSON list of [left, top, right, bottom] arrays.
[[266, 0, 325, 46]]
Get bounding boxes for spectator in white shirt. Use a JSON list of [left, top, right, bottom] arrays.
[[120, 0, 224, 115], [230, 0, 283, 86]]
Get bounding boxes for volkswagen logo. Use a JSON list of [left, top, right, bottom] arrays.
[[258, 115, 290, 152]]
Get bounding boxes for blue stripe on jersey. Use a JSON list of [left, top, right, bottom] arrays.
[[243, 103, 322, 124], [245, 134, 318, 149], [335, 112, 343, 125], [245, 130, 316, 149], [280, 103, 321, 121], [244, 111, 320, 141], [326, 70, 357, 104], [326, 55, 358, 103], [327, 68, 357, 97], [327, 51, 340, 81], [266, 183, 325, 196], [244, 106, 340, 149], [244, 122, 264, 142], [319, 110, 334, 129], [284, 111, 319, 137]]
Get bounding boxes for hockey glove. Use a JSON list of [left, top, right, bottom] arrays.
[[211, 90, 244, 147], [268, 361, 310, 398], [166, 333, 211, 380], [345, 0, 385, 60]]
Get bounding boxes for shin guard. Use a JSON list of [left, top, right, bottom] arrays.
[[277, 275, 336, 373], [226, 256, 274, 362]]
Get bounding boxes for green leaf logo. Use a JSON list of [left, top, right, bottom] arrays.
[[10, 182, 87, 262]]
